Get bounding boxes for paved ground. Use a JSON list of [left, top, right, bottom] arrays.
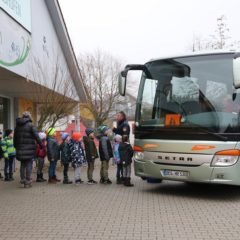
[[1, 162, 240, 240]]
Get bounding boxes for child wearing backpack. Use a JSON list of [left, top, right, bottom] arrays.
[[60, 132, 72, 184], [36, 132, 47, 182], [113, 134, 123, 184], [47, 128, 60, 184], [98, 125, 113, 184], [119, 135, 134, 187], [69, 132, 86, 184]]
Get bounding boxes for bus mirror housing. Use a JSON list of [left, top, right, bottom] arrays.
[[118, 64, 152, 96], [118, 73, 127, 96], [233, 54, 240, 88]]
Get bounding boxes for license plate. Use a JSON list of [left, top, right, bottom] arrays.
[[162, 169, 189, 177]]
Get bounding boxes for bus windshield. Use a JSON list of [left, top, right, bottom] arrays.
[[136, 54, 240, 137]]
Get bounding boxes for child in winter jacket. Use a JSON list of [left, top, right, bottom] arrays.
[[69, 132, 86, 184], [60, 132, 72, 184], [113, 134, 123, 184], [0, 131, 3, 179], [119, 135, 134, 187], [36, 132, 47, 182], [47, 128, 60, 184], [1, 129, 16, 181], [98, 125, 113, 184], [83, 128, 98, 185]]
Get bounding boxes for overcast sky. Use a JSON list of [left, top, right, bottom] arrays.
[[59, 0, 240, 64]]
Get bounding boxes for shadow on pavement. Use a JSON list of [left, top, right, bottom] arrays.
[[141, 180, 240, 201]]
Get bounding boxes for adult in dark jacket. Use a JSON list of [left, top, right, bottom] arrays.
[[112, 111, 130, 137], [14, 112, 42, 187]]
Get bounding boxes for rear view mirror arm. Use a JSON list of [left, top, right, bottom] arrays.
[[121, 64, 152, 79]]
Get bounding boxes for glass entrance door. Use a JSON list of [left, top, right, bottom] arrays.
[[0, 97, 10, 131]]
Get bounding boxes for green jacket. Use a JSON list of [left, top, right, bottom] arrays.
[[1, 137, 16, 159], [83, 136, 98, 163]]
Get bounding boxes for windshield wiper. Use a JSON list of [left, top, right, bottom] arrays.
[[186, 122, 228, 141]]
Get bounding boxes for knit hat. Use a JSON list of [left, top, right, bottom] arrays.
[[85, 128, 94, 136], [114, 134, 122, 142], [72, 132, 82, 141], [47, 128, 56, 136], [22, 111, 31, 118], [5, 129, 13, 137], [97, 125, 109, 134], [39, 132, 46, 140], [61, 132, 69, 141]]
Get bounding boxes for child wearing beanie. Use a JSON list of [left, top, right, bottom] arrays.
[[83, 128, 98, 184], [60, 132, 72, 184], [36, 132, 47, 182], [69, 132, 86, 184], [98, 125, 113, 184], [113, 134, 123, 184], [1, 129, 16, 181], [119, 135, 134, 187], [47, 128, 60, 184]]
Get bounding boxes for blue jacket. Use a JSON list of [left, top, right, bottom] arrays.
[[47, 136, 60, 161]]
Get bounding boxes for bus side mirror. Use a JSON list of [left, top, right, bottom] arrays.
[[118, 72, 127, 96], [118, 64, 152, 96], [233, 56, 240, 88]]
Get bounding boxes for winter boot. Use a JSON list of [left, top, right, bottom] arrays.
[[120, 177, 124, 184], [0, 172, 3, 179], [125, 177, 134, 187], [24, 180, 32, 188], [4, 173, 10, 181], [48, 177, 56, 184], [116, 177, 122, 184], [40, 173, 47, 182], [9, 173, 14, 181], [36, 174, 44, 182], [53, 175, 61, 182], [63, 177, 72, 184]]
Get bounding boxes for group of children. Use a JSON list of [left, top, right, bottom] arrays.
[[0, 124, 134, 187]]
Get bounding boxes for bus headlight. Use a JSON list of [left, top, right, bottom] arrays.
[[134, 151, 144, 161], [211, 150, 240, 167]]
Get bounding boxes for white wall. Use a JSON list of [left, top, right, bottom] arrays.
[[0, 0, 78, 99]]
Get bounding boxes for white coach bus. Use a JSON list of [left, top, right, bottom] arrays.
[[119, 51, 240, 185]]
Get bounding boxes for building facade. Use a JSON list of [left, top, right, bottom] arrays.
[[0, 0, 85, 131]]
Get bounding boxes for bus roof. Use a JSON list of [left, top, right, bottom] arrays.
[[147, 49, 239, 63]]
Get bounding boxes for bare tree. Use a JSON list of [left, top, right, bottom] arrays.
[[188, 15, 239, 52], [78, 50, 123, 127], [28, 56, 79, 131], [210, 15, 230, 49]]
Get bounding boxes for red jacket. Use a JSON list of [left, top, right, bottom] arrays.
[[36, 141, 47, 158]]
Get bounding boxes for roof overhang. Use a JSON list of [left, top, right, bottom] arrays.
[[45, 0, 87, 102]]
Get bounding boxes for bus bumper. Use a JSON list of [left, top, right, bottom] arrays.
[[134, 159, 240, 185]]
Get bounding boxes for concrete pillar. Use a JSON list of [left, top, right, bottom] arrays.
[[75, 102, 80, 132]]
